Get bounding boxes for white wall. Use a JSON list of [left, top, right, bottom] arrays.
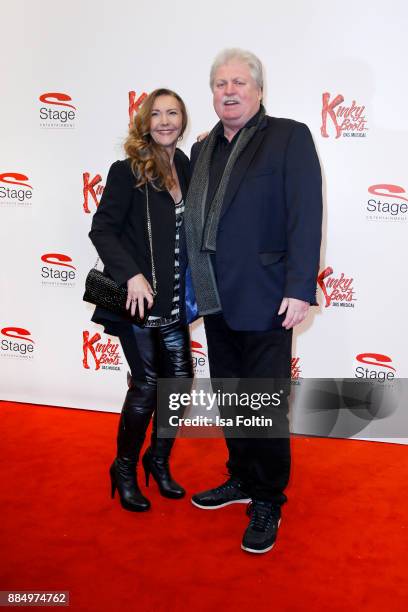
[[1, 0, 406, 441]]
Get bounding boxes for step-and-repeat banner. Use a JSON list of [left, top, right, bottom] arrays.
[[1, 0, 406, 442]]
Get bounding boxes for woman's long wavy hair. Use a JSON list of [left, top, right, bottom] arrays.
[[124, 88, 188, 191]]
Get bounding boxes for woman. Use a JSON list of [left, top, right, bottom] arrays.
[[89, 88, 193, 512]]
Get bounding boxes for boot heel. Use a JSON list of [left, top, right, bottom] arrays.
[[110, 468, 117, 499], [111, 481, 117, 499], [142, 454, 151, 487]]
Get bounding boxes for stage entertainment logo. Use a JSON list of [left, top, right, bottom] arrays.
[[41, 253, 77, 287], [366, 184, 408, 223], [83, 172, 105, 213], [39, 92, 77, 129], [354, 353, 396, 381], [1, 327, 35, 360], [128, 91, 148, 127], [0, 172, 33, 208], [320, 92, 368, 138], [317, 266, 356, 308], [82, 331, 122, 372], [191, 340, 207, 376]]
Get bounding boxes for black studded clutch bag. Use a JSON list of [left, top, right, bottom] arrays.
[[83, 268, 151, 326]]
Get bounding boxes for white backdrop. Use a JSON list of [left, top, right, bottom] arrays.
[[1, 0, 407, 441]]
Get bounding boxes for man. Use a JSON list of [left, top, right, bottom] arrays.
[[184, 49, 322, 554]]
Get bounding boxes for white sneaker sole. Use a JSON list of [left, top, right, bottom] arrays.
[[191, 498, 251, 510], [241, 542, 275, 554]]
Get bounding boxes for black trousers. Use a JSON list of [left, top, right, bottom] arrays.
[[204, 313, 292, 505], [116, 320, 193, 459]]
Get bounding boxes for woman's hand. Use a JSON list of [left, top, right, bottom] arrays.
[[126, 274, 154, 318]]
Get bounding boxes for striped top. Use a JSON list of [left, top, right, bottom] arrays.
[[145, 199, 184, 327]]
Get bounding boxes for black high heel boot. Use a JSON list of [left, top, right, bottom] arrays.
[[110, 457, 150, 512], [110, 380, 156, 512], [142, 445, 185, 499]]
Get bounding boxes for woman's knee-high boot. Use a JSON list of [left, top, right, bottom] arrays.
[[110, 382, 155, 512]]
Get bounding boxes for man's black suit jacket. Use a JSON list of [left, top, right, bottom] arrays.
[[189, 115, 323, 331]]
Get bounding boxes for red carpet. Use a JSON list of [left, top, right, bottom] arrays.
[[1, 400, 408, 611]]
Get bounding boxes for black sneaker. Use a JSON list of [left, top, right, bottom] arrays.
[[191, 477, 251, 509], [241, 500, 281, 553]]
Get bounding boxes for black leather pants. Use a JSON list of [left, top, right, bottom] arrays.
[[116, 320, 193, 461]]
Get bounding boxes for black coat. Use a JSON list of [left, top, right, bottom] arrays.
[[190, 116, 322, 331], [89, 149, 190, 331]]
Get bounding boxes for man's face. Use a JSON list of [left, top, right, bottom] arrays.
[[212, 61, 262, 133]]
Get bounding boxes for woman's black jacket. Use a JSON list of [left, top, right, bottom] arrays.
[[88, 149, 190, 331]]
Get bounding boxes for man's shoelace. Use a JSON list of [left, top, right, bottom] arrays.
[[249, 503, 279, 532], [212, 479, 239, 494]]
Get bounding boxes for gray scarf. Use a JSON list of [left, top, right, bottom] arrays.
[[184, 107, 266, 315]]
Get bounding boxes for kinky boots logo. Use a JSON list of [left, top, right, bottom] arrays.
[[39, 92, 77, 129], [366, 184, 408, 223], [1, 327, 35, 360], [354, 353, 396, 381], [83, 172, 105, 213], [291, 357, 302, 380], [0, 172, 33, 208], [128, 90, 148, 127], [291, 357, 302, 387], [317, 266, 356, 308], [82, 331, 122, 372], [41, 253, 77, 287], [320, 92, 368, 138]]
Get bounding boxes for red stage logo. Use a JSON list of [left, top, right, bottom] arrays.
[[1, 326, 35, 358], [82, 331, 122, 371], [128, 91, 148, 127], [83, 172, 104, 213], [39, 93, 76, 109], [367, 184, 408, 222], [355, 353, 396, 380], [317, 266, 356, 308], [41, 253, 77, 286], [320, 92, 368, 139], [39, 92, 77, 128], [191, 339, 207, 374], [0, 172, 33, 206]]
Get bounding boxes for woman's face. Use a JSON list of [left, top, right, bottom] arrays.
[[149, 95, 183, 151]]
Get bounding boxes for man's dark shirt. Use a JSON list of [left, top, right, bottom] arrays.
[[205, 106, 262, 277], [206, 106, 262, 210]]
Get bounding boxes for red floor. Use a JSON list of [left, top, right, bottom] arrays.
[[1, 400, 408, 611]]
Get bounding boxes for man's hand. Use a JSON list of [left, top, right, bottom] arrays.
[[278, 297, 310, 330], [196, 131, 209, 142], [126, 273, 154, 318]]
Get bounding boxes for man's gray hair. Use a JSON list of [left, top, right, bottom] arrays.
[[209, 48, 264, 91]]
